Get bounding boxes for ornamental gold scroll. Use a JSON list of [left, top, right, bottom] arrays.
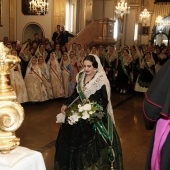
[[0, 42, 24, 153]]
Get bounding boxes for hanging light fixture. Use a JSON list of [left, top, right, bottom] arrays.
[[29, 0, 49, 15], [155, 15, 163, 26], [139, 8, 150, 25], [155, 15, 164, 33], [115, 0, 130, 18]]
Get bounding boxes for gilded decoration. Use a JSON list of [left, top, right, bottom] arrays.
[[0, 42, 24, 154]]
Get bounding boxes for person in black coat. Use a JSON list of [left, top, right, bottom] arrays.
[[54, 55, 123, 170], [52, 25, 62, 48], [60, 25, 74, 46], [143, 58, 170, 170], [31, 33, 41, 46]]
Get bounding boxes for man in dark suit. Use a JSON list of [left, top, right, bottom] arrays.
[[52, 25, 62, 47], [60, 25, 74, 46], [32, 33, 41, 46]]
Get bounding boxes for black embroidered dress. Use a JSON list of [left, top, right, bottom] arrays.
[[54, 71, 123, 170]]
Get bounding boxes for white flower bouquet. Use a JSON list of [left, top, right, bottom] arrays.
[[66, 101, 104, 125]]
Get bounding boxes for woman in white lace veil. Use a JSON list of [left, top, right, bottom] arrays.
[[77, 54, 115, 124], [94, 54, 115, 124], [19, 42, 32, 78], [24, 56, 48, 102], [55, 54, 123, 170]]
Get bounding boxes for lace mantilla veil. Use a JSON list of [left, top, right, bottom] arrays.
[[76, 54, 115, 124]]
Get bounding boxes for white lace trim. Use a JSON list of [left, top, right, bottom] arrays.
[[76, 72, 105, 98], [76, 54, 115, 124]]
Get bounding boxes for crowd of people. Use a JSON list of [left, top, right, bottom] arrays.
[[2, 26, 170, 104], [3, 25, 170, 169]]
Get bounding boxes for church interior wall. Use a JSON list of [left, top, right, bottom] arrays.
[[0, 0, 10, 41], [1, 0, 170, 47], [16, 0, 53, 43]]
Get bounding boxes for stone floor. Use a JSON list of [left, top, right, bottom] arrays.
[[15, 91, 152, 170]]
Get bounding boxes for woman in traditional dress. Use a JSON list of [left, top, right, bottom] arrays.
[[5, 43, 12, 52], [83, 43, 90, 57], [19, 42, 32, 78], [155, 46, 169, 73], [130, 45, 141, 85], [105, 45, 118, 89], [10, 49, 28, 103], [31, 41, 38, 52], [45, 42, 53, 63], [53, 43, 62, 63], [77, 44, 82, 55], [38, 56, 53, 99], [69, 50, 79, 84], [15, 40, 22, 56], [77, 49, 85, 70], [90, 45, 98, 56], [61, 45, 68, 55], [143, 58, 170, 170], [134, 52, 155, 93], [54, 54, 123, 170], [116, 48, 133, 94], [47, 52, 65, 98], [98, 45, 107, 67], [24, 56, 48, 102], [35, 43, 48, 61], [60, 52, 73, 98], [68, 42, 79, 59]]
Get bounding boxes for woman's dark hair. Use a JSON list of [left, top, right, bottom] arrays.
[[123, 48, 129, 54], [84, 55, 98, 68]]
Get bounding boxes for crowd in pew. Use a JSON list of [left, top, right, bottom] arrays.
[[2, 33, 170, 103]]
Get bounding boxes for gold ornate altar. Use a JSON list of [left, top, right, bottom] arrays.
[[0, 42, 24, 154]]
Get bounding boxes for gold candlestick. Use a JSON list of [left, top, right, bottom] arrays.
[[0, 42, 24, 153]]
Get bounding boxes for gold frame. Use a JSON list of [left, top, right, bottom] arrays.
[[22, 0, 46, 15], [142, 26, 149, 35]]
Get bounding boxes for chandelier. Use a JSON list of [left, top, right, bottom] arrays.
[[139, 8, 150, 25], [155, 15, 163, 26], [115, 0, 130, 18], [29, 0, 49, 15]]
